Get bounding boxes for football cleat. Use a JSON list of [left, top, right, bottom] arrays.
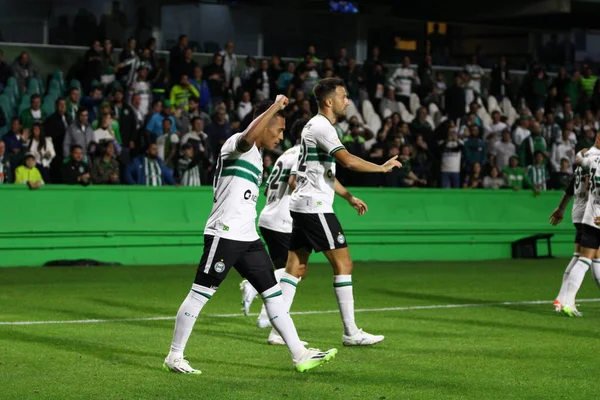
[[554, 299, 563, 313], [163, 355, 202, 374], [342, 329, 385, 346], [562, 305, 583, 317], [294, 348, 338, 372]]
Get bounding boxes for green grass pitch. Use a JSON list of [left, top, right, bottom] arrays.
[[1, 259, 600, 400]]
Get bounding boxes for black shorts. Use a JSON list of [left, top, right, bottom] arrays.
[[194, 235, 277, 293], [574, 223, 583, 244], [580, 224, 600, 250], [259, 227, 290, 270], [289, 211, 348, 253]]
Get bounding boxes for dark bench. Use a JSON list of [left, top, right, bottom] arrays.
[[512, 234, 554, 259]]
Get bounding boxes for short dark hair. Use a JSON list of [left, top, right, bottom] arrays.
[[290, 118, 309, 141], [77, 106, 88, 117], [313, 78, 345, 107], [55, 97, 66, 107], [31, 94, 41, 102], [253, 100, 285, 119], [70, 144, 83, 153], [162, 117, 172, 125]]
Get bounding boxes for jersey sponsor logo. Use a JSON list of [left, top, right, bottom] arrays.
[[243, 189, 258, 202], [222, 225, 230, 231], [337, 234, 346, 244], [214, 261, 226, 273], [317, 201, 323, 206]]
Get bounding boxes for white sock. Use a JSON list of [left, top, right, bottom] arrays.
[[557, 253, 579, 304], [592, 259, 600, 289], [268, 272, 300, 337], [565, 257, 591, 307], [169, 284, 216, 357], [258, 268, 287, 321], [262, 285, 305, 360], [334, 275, 359, 336]]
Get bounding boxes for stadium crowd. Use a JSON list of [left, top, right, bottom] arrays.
[[0, 35, 595, 191]]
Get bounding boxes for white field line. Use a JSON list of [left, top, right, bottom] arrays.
[[1, 298, 600, 326]]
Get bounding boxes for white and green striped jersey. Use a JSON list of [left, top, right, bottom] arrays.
[[182, 165, 201, 186], [258, 144, 300, 233], [204, 132, 263, 241], [290, 114, 345, 214], [131, 80, 151, 117], [144, 158, 163, 186], [578, 147, 600, 228], [572, 162, 589, 224], [527, 165, 549, 190]]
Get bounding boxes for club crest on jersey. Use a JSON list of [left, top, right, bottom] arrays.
[[337, 234, 346, 244], [214, 261, 226, 273]]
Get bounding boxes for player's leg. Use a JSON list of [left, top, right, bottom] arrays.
[[307, 212, 383, 346], [256, 229, 292, 328], [236, 240, 337, 372], [563, 225, 600, 316], [555, 225, 582, 311], [164, 235, 239, 374], [591, 247, 600, 290]]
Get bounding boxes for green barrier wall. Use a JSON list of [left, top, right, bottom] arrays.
[[0, 186, 573, 267]]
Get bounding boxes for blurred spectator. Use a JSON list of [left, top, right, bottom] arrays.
[[190, 66, 212, 113], [463, 161, 483, 189], [513, 116, 531, 147], [156, 118, 180, 168], [528, 68, 548, 111], [207, 106, 232, 157], [278, 62, 295, 94], [91, 140, 120, 184], [25, 123, 54, 183], [485, 111, 508, 152], [445, 73, 466, 124], [66, 87, 81, 121], [302, 58, 320, 94], [527, 151, 549, 193], [492, 129, 517, 171], [564, 71, 583, 112], [63, 108, 94, 161], [520, 122, 548, 167], [129, 65, 152, 118], [174, 48, 197, 84], [483, 166, 505, 189], [204, 54, 226, 105], [12, 51, 37, 94], [545, 86, 560, 114], [463, 125, 486, 173], [219, 40, 237, 88], [3, 117, 26, 154], [542, 111, 561, 146], [44, 98, 71, 183], [389, 56, 416, 109], [464, 55, 484, 97], [170, 73, 199, 112], [146, 100, 176, 141], [503, 156, 532, 191], [241, 56, 257, 90], [367, 62, 386, 111], [0, 49, 9, 90], [0, 140, 13, 183], [552, 66, 569, 101], [118, 37, 138, 85], [551, 128, 576, 171], [100, 39, 119, 87], [439, 128, 463, 188], [339, 58, 363, 105], [15, 153, 43, 188], [180, 117, 213, 180], [93, 114, 122, 155], [111, 88, 136, 159], [151, 58, 169, 102], [581, 66, 597, 98], [61, 145, 91, 186], [125, 143, 175, 186], [268, 55, 283, 92], [411, 107, 433, 138], [412, 134, 433, 184], [169, 35, 189, 83], [363, 46, 381, 82], [490, 56, 511, 100], [417, 55, 434, 100], [83, 41, 103, 93], [577, 125, 595, 152], [81, 86, 104, 124], [20, 94, 46, 130], [237, 91, 253, 121], [553, 157, 573, 190], [176, 143, 202, 186]]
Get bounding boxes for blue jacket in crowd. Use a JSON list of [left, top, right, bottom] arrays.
[[125, 154, 176, 185]]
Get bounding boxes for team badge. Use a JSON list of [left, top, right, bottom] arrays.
[[337, 234, 345, 244], [214, 261, 226, 273]]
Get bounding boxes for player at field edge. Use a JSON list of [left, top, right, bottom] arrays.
[[267, 77, 401, 346], [163, 95, 337, 374]]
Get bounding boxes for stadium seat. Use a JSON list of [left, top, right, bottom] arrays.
[[69, 79, 82, 92], [42, 98, 55, 116], [487, 96, 502, 114], [428, 103, 442, 128], [346, 99, 365, 124], [53, 69, 65, 91], [409, 93, 421, 115], [361, 99, 382, 134], [48, 80, 62, 97], [18, 95, 31, 115], [26, 79, 41, 95], [398, 101, 414, 123]]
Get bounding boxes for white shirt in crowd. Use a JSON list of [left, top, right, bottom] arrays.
[[156, 133, 180, 160], [512, 126, 531, 147], [484, 122, 508, 152], [492, 141, 516, 171], [465, 63, 484, 94], [389, 67, 416, 97], [551, 140, 576, 172], [27, 137, 55, 168], [131, 81, 151, 118], [237, 101, 253, 121]]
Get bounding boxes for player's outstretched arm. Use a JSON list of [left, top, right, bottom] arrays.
[[549, 175, 574, 226], [237, 95, 289, 152], [334, 178, 367, 216], [333, 148, 401, 173]]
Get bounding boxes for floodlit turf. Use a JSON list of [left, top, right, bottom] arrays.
[[1, 259, 600, 400]]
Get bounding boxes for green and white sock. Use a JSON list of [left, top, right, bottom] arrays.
[[565, 257, 590, 307], [334, 275, 359, 336], [262, 285, 305, 360], [169, 283, 216, 357], [259, 269, 287, 321]]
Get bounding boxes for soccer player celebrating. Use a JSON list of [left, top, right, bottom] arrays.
[[549, 151, 589, 313], [163, 96, 337, 374], [557, 132, 600, 316], [267, 78, 401, 346], [240, 118, 309, 330]]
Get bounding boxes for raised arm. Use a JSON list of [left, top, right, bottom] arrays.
[[333, 148, 401, 173], [237, 95, 289, 153]]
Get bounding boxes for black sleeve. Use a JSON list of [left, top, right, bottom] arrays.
[[565, 174, 575, 196], [61, 163, 79, 184]]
